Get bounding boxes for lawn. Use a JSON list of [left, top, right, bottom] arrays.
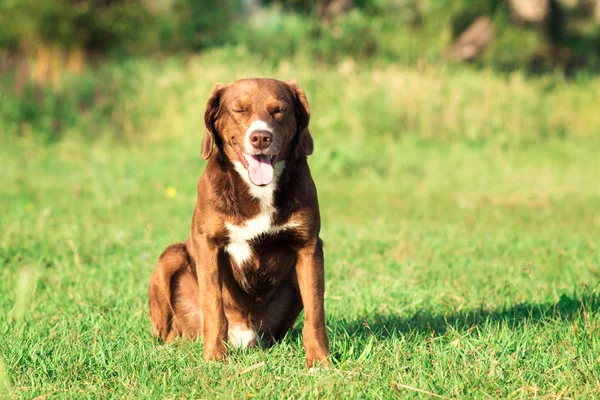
[[1, 53, 600, 398]]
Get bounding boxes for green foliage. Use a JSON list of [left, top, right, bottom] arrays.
[[3, 50, 600, 144], [169, 0, 242, 50], [0, 64, 144, 143], [0, 0, 241, 54], [1, 0, 599, 73], [234, 7, 445, 64], [314, 10, 380, 61], [233, 8, 316, 61], [0, 0, 154, 52], [482, 27, 543, 72]]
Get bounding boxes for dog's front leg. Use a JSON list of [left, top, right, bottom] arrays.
[[296, 238, 329, 368], [192, 234, 228, 361]]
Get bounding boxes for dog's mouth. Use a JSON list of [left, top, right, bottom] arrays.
[[233, 144, 278, 186]]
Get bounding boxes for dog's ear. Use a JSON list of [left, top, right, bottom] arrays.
[[287, 79, 313, 156], [202, 83, 226, 160]]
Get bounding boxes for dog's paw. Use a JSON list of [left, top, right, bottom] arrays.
[[308, 365, 330, 375], [305, 357, 329, 373], [203, 344, 228, 362]]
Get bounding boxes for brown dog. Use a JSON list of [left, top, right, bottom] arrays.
[[148, 78, 329, 368]]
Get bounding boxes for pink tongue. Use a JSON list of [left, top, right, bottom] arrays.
[[247, 155, 274, 186]]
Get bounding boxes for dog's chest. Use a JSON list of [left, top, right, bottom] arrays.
[[224, 210, 298, 267], [223, 161, 301, 294]]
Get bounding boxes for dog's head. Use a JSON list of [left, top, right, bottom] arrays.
[[202, 78, 313, 186]]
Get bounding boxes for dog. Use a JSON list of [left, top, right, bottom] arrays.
[[148, 78, 329, 368]]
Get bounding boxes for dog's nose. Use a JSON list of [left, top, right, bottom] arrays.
[[249, 130, 272, 150]]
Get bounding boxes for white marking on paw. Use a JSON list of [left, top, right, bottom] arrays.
[[308, 365, 330, 374], [228, 325, 258, 348]]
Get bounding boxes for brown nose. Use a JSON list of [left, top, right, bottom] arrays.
[[249, 130, 272, 150]]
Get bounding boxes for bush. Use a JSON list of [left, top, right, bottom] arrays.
[[1, 0, 599, 78], [234, 6, 443, 64], [0, 0, 242, 54], [0, 0, 153, 53]]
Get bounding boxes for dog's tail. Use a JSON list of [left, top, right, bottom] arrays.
[[148, 243, 192, 342]]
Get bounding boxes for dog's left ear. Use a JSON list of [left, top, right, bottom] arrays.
[[202, 83, 227, 160], [287, 79, 313, 156]]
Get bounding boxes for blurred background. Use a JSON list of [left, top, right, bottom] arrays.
[[1, 0, 600, 143]]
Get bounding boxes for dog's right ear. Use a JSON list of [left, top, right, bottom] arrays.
[[202, 83, 226, 160]]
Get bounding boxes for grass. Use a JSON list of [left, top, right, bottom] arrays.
[[1, 53, 600, 398]]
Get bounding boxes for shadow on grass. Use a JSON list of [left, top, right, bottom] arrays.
[[334, 292, 599, 341]]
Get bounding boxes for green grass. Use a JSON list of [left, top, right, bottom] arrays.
[[1, 54, 600, 398]]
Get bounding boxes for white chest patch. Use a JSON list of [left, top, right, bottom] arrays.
[[225, 214, 299, 266], [224, 160, 298, 267]]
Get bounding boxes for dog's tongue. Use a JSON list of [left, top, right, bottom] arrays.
[[247, 155, 274, 186]]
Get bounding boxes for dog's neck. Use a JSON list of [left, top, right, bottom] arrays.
[[231, 159, 286, 212], [206, 148, 309, 222], [205, 149, 285, 217]]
